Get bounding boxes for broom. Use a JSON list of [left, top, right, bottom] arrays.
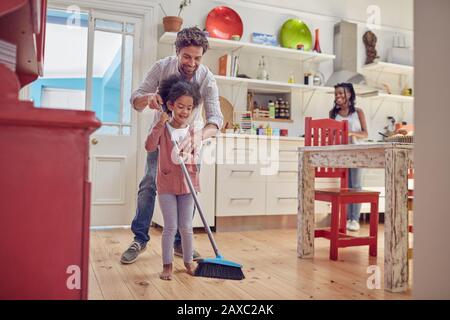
[[165, 122, 245, 280]]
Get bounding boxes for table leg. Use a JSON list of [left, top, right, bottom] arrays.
[[384, 149, 409, 292], [298, 151, 315, 258]]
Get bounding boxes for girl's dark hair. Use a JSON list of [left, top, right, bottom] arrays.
[[329, 82, 356, 119], [158, 75, 201, 114]]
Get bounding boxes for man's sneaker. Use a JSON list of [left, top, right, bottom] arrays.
[[174, 244, 202, 261], [348, 220, 360, 231], [120, 241, 146, 264], [346, 220, 352, 230]]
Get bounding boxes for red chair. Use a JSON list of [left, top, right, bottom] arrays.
[[305, 117, 380, 260], [407, 169, 414, 233]]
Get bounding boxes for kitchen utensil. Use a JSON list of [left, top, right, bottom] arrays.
[[205, 6, 243, 40], [279, 19, 312, 50]]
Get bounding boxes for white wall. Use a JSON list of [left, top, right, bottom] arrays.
[[157, 0, 414, 139]]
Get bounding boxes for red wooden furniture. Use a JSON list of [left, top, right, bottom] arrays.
[[0, 1, 101, 299], [407, 169, 414, 233], [305, 117, 380, 260]]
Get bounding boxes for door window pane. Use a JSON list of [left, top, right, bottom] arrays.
[[122, 35, 134, 124], [30, 9, 88, 109], [95, 19, 123, 32], [92, 30, 122, 123], [91, 20, 135, 136]]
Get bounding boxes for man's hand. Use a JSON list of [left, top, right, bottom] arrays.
[[133, 93, 163, 111]]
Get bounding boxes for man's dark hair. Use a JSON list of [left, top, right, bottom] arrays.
[[175, 27, 209, 54], [158, 75, 201, 114]]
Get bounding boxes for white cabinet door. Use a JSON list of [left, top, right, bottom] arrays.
[[266, 182, 298, 215], [216, 163, 265, 183], [216, 181, 266, 216], [266, 161, 298, 183]]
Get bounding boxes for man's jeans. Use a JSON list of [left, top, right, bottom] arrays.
[[131, 150, 183, 246]]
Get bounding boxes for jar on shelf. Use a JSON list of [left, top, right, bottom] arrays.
[[285, 102, 290, 119]]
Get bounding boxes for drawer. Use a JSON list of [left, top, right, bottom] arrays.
[[266, 182, 298, 215], [217, 163, 265, 182], [277, 148, 299, 162], [266, 161, 298, 182], [216, 181, 266, 216], [278, 140, 303, 161], [216, 137, 258, 165]]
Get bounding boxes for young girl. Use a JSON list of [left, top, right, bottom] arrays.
[[145, 75, 201, 280], [329, 83, 368, 232]]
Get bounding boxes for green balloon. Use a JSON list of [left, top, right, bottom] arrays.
[[279, 19, 312, 51]]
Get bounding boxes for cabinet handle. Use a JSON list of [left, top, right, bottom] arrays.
[[91, 138, 98, 145], [230, 197, 253, 202], [279, 149, 297, 153], [233, 148, 254, 152], [231, 170, 254, 174], [278, 170, 297, 174], [277, 197, 297, 201]]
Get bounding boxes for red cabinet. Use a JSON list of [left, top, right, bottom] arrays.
[[0, 1, 101, 299], [0, 66, 100, 299]]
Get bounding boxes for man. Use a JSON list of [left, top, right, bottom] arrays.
[[120, 27, 223, 264]]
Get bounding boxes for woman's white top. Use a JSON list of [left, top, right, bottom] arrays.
[[335, 110, 362, 144]]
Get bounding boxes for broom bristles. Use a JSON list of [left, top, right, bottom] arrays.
[[195, 261, 245, 280]]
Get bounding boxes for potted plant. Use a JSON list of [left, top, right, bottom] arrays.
[[160, 1, 192, 32]]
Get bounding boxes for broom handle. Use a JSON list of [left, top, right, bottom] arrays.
[[165, 123, 222, 258]]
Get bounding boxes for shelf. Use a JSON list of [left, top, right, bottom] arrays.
[[362, 92, 414, 103], [253, 117, 293, 123], [159, 32, 335, 63], [362, 61, 413, 76], [214, 75, 334, 94]]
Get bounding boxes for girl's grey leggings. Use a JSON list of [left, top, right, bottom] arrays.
[[158, 193, 194, 264]]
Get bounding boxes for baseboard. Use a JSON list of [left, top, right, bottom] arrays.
[[215, 213, 332, 232]]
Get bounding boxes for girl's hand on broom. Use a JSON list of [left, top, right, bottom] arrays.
[[178, 131, 201, 161], [159, 111, 170, 124]]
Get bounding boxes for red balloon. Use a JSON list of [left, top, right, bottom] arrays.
[[205, 6, 243, 40]]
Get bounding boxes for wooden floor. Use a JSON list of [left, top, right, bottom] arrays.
[[89, 224, 413, 300]]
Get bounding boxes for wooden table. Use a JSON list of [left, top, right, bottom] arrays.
[[297, 143, 413, 292]]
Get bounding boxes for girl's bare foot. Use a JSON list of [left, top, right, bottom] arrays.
[[160, 263, 173, 280], [184, 262, 196, 276]]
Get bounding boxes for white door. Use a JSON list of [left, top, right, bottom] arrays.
[[86, 11, 142, 226]]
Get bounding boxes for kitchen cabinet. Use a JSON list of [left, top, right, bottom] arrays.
[[0, 0, 101, 300]]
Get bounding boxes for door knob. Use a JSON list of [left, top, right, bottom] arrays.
[[91, 138, 98, 145]]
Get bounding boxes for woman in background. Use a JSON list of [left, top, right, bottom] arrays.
[[329, 83, 368, 231]]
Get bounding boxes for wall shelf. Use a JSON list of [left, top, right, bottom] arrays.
[[363, 92, 414, 103], [253, 117, 293, 123], [214, 75, 333, 94], [159, 32, 335, 63], [362, 61, 413, 76]]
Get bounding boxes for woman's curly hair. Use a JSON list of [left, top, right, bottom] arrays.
[[158, 75, 201, 114], [175, 27, 209, 54], [329, 83, 356, 119]]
